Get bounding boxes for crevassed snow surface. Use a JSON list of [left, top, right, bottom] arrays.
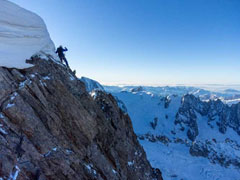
[[0, 0, 56, 69]]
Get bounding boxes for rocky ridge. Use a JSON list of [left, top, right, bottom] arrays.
[[0, 57, 162, 180]]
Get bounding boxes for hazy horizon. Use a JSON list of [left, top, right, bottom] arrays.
[[102, 82, 240, 91], [10, 0, 240, 85]]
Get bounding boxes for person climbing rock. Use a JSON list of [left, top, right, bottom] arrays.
[[56, 45, 69, 68]]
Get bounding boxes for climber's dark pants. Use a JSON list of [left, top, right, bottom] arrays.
[[59, 56, 69, 68]]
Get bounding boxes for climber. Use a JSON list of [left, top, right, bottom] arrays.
[[56, 45, 69, 68]]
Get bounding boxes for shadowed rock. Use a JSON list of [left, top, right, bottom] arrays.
[[0, 57, 162, 180]]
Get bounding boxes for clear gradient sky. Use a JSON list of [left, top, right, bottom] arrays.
[[10, 0, 240, 85]]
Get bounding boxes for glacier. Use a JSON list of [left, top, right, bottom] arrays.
[[0, 0, 56, 69]]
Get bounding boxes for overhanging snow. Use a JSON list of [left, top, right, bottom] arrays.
[[0, 0, 56, 69]]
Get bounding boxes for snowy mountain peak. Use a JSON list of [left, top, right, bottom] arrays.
[[131, 86, 144, 92], [0, 0, 56, 69]]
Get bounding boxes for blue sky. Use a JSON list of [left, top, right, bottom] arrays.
[[11, 0, 240, 85]]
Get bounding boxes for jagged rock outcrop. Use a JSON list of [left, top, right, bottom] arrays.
[[112, 96, 128, 114], [0, 58, 162, 180], [131, 86, 144, 93], [174, 94, 240, 140], [190, 139, 240, 168]]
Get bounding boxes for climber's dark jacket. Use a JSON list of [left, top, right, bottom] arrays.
[[56, 46, 68, 58], [56, 46, 69, 68]]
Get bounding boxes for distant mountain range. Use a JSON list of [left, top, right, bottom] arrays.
[[104, 85, 240, 105]]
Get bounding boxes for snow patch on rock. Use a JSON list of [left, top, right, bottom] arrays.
[[80, 77, 104, 92]]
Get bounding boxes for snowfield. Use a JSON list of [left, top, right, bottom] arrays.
[[141, 140, 240, 180], [0, 0, 56, 69]]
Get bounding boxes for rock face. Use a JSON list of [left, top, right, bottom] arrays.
[[0, 58, 162, 180], [131, 86, 144, 93], [190, 139, 240, 168], [175, 94, 240, 140]]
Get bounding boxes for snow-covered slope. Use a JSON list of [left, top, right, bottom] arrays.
[[0, 0, 56, 69], [80, 76, 104, 92], [107, 87, 240, 180]]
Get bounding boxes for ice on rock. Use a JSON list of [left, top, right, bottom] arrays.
[[0, 0, 57, 69]]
